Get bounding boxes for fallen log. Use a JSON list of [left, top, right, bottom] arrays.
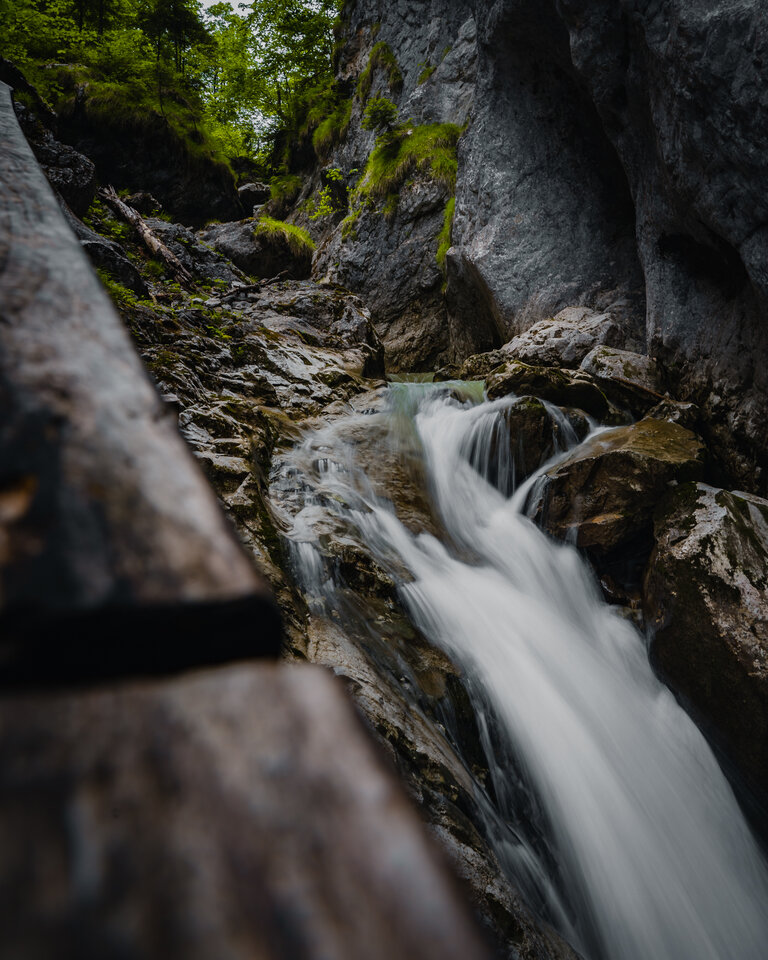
[[99, 184, 197, 287]]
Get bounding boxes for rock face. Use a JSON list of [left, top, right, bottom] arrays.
[[447, 0, 646, 347], [645, 483, 768, 796], [318, 0, 768, 489], [557, 0, 768, 493], [202, 219, 312, 280], [57, 91, 242, 225], [535, 419, 706, 552]]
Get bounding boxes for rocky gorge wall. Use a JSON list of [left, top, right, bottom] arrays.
[[302, 0, 768, 495]]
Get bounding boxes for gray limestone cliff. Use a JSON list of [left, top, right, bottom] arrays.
[[301, 0, 768, 495]]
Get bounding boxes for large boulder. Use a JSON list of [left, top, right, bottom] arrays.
[[579, 345, 667, 417], [486, 359, 611, 420], [201, 219, 313, 280], [145, 218, 244, 285], [238, 180, 271, 208], [503, 307, 627, 369], [464, 395, 588, 494], [535, 418, 705, 552], [644, 483, 768, 796]]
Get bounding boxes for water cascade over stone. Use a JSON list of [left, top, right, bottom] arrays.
[[270, 383, 768, 960]]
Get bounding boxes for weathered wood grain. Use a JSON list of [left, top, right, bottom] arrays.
[[0, 662, 492, 959]]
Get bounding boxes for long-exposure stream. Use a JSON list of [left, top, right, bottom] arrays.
[[269, 381, 768, 960]]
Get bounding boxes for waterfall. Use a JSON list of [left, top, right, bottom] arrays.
[[270, 382, 768, 960]]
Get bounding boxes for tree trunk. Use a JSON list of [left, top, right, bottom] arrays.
[[100, 185, 197, 288]]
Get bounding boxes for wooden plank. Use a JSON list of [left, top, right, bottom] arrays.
[[0, 662, 492, 959], [0, 81, 280, 681]]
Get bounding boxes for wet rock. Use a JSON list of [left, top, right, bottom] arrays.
[[466, 396, 578, 494], [486, 360, 610, 421], [0, 662, 491, 960], [646, 398, 701, 432], [58, 199, 149, 297], [503, 307, 626, 369], [536, 418, 706, 552], [338, 416, 440, 536], [145, 218, 243, 285], [644, 483, 768, 796], [14, 100, 96, 217], [238, 180, 271, 208], [580, 346, 665, 415], [201, 219, 312, 280]]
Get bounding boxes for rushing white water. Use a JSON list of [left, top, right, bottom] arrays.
[[272, 383, 768, 960]]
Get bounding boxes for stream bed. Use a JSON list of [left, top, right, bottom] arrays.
[[269, 381, 768, 960]]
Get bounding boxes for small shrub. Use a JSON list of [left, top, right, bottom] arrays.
[[254, 217, 316, 256], [312, 99, 352, 159], [362, 96, 398, 132], [270, 174, 302, 205], [357, 41, 403, 102], [418, 64, 436, 85]]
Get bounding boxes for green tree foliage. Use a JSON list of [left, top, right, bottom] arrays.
[[0, 0, 343, 170]]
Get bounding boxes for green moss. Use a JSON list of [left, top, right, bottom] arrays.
[[254, 217, 316, 256], [269, 174, 302, 205], [418, 64, 436, 85], [96, 268, 139, 309], [341, 207, 362, 241], [357, 41, 403, 102], [54, 70, 235, 174], [312, 99, 352, 159], [354, 123, 461, 211], [436, 196, 455, 274]]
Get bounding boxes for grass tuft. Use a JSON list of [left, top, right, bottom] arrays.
[[312, 99, 352, 159], [355, 123, 461, 207], [254, 217, 316, 256], [418, 64, 436, 85], [436, 196, 455, 274], [356, 42, 403, 102]]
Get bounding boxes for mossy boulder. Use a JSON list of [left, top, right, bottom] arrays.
[[200, 218, 313, 280], [535, 418, 706, 551], [644, 482, 768, 796], [486, 360, 611, 420]]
